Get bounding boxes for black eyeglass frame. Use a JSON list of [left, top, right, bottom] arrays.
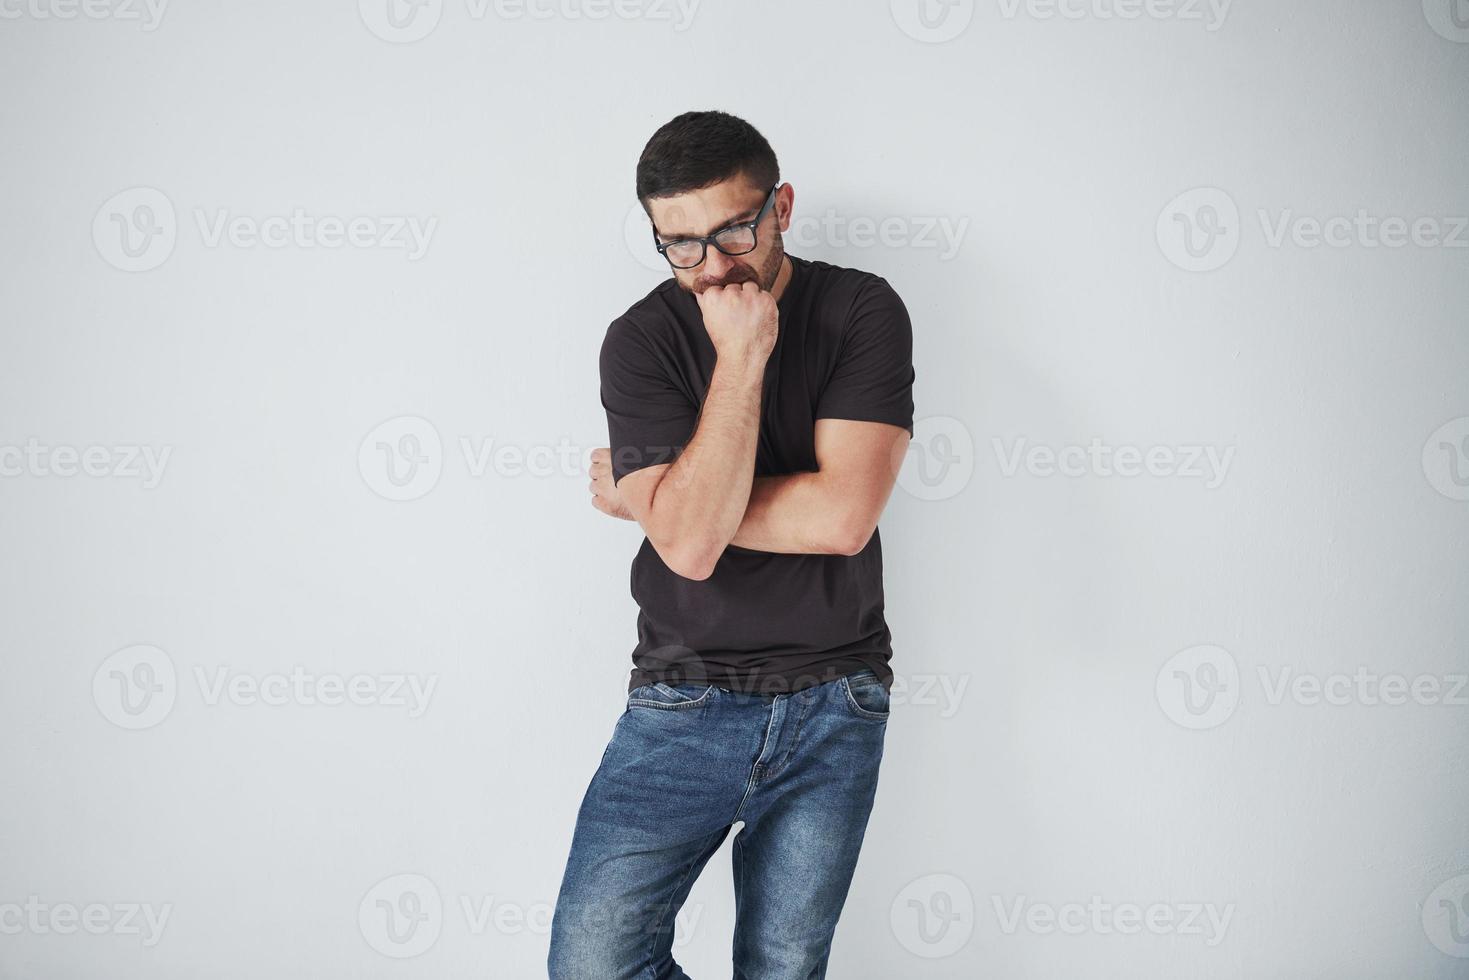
[[651, 184, 780, 269]]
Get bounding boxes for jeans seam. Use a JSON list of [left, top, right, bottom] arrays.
[[627, 684, 715, 711], [765, 696, 812, 778], [646, 830, 722, 973], [841, 677, 890, 720]]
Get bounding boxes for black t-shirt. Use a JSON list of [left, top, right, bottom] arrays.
[[600, 253, 915, 695]]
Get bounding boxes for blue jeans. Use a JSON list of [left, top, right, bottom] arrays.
[[547, 668, 890, 979]]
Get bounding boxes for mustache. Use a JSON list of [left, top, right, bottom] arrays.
[[693, 267, 758, 291]]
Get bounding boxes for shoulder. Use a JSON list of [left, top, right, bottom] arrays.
[[603, 278, 686, 350], [794, 255, 906, 317]]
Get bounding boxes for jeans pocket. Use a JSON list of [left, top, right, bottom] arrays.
[[627, 681, 715, 711], [841, 672, 891, 720]]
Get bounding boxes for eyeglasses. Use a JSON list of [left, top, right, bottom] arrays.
[[652, 184, 779, 270]]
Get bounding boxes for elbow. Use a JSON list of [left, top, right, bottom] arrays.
[[827, 516, 877, 557], [655, 539, 724, 581]]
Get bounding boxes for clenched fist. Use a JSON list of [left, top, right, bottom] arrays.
[[695, 281, 778, 365], [588, 447, 635, 521]]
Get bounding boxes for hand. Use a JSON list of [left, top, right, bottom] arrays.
[[694, 281, 778, 366], [588, 448, 635, 521]]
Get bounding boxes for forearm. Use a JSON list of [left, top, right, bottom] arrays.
[[729, 472, 867, 556], [642, 356, 765, 577]]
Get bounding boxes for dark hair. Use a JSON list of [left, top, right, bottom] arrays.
[[635, 110, 780, 207]]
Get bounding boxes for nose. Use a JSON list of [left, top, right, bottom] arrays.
[[701, 245, 734, 278]]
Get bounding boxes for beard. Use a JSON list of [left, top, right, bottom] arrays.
[[681, 233, 786, 295]]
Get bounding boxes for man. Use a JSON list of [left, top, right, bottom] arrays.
[[548, 110, 915, 979]]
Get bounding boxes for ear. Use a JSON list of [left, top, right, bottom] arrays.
[[775, 183, 794, 233]]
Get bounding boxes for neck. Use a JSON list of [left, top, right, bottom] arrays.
[[771, 254, 793, 304]]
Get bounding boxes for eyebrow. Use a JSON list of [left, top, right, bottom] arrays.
[[656, 203, 762, 243]]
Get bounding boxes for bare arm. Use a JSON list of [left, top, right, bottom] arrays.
[[613, 282, 777, 581], [591, 418, 910, 558], [728, 418, 909, 555]]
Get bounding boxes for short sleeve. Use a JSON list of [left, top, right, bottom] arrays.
[[815, 278, 915, 434], [600, 317, 700, 484]]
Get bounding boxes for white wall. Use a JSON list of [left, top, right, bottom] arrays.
[[1, 1, 1466, 977]]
